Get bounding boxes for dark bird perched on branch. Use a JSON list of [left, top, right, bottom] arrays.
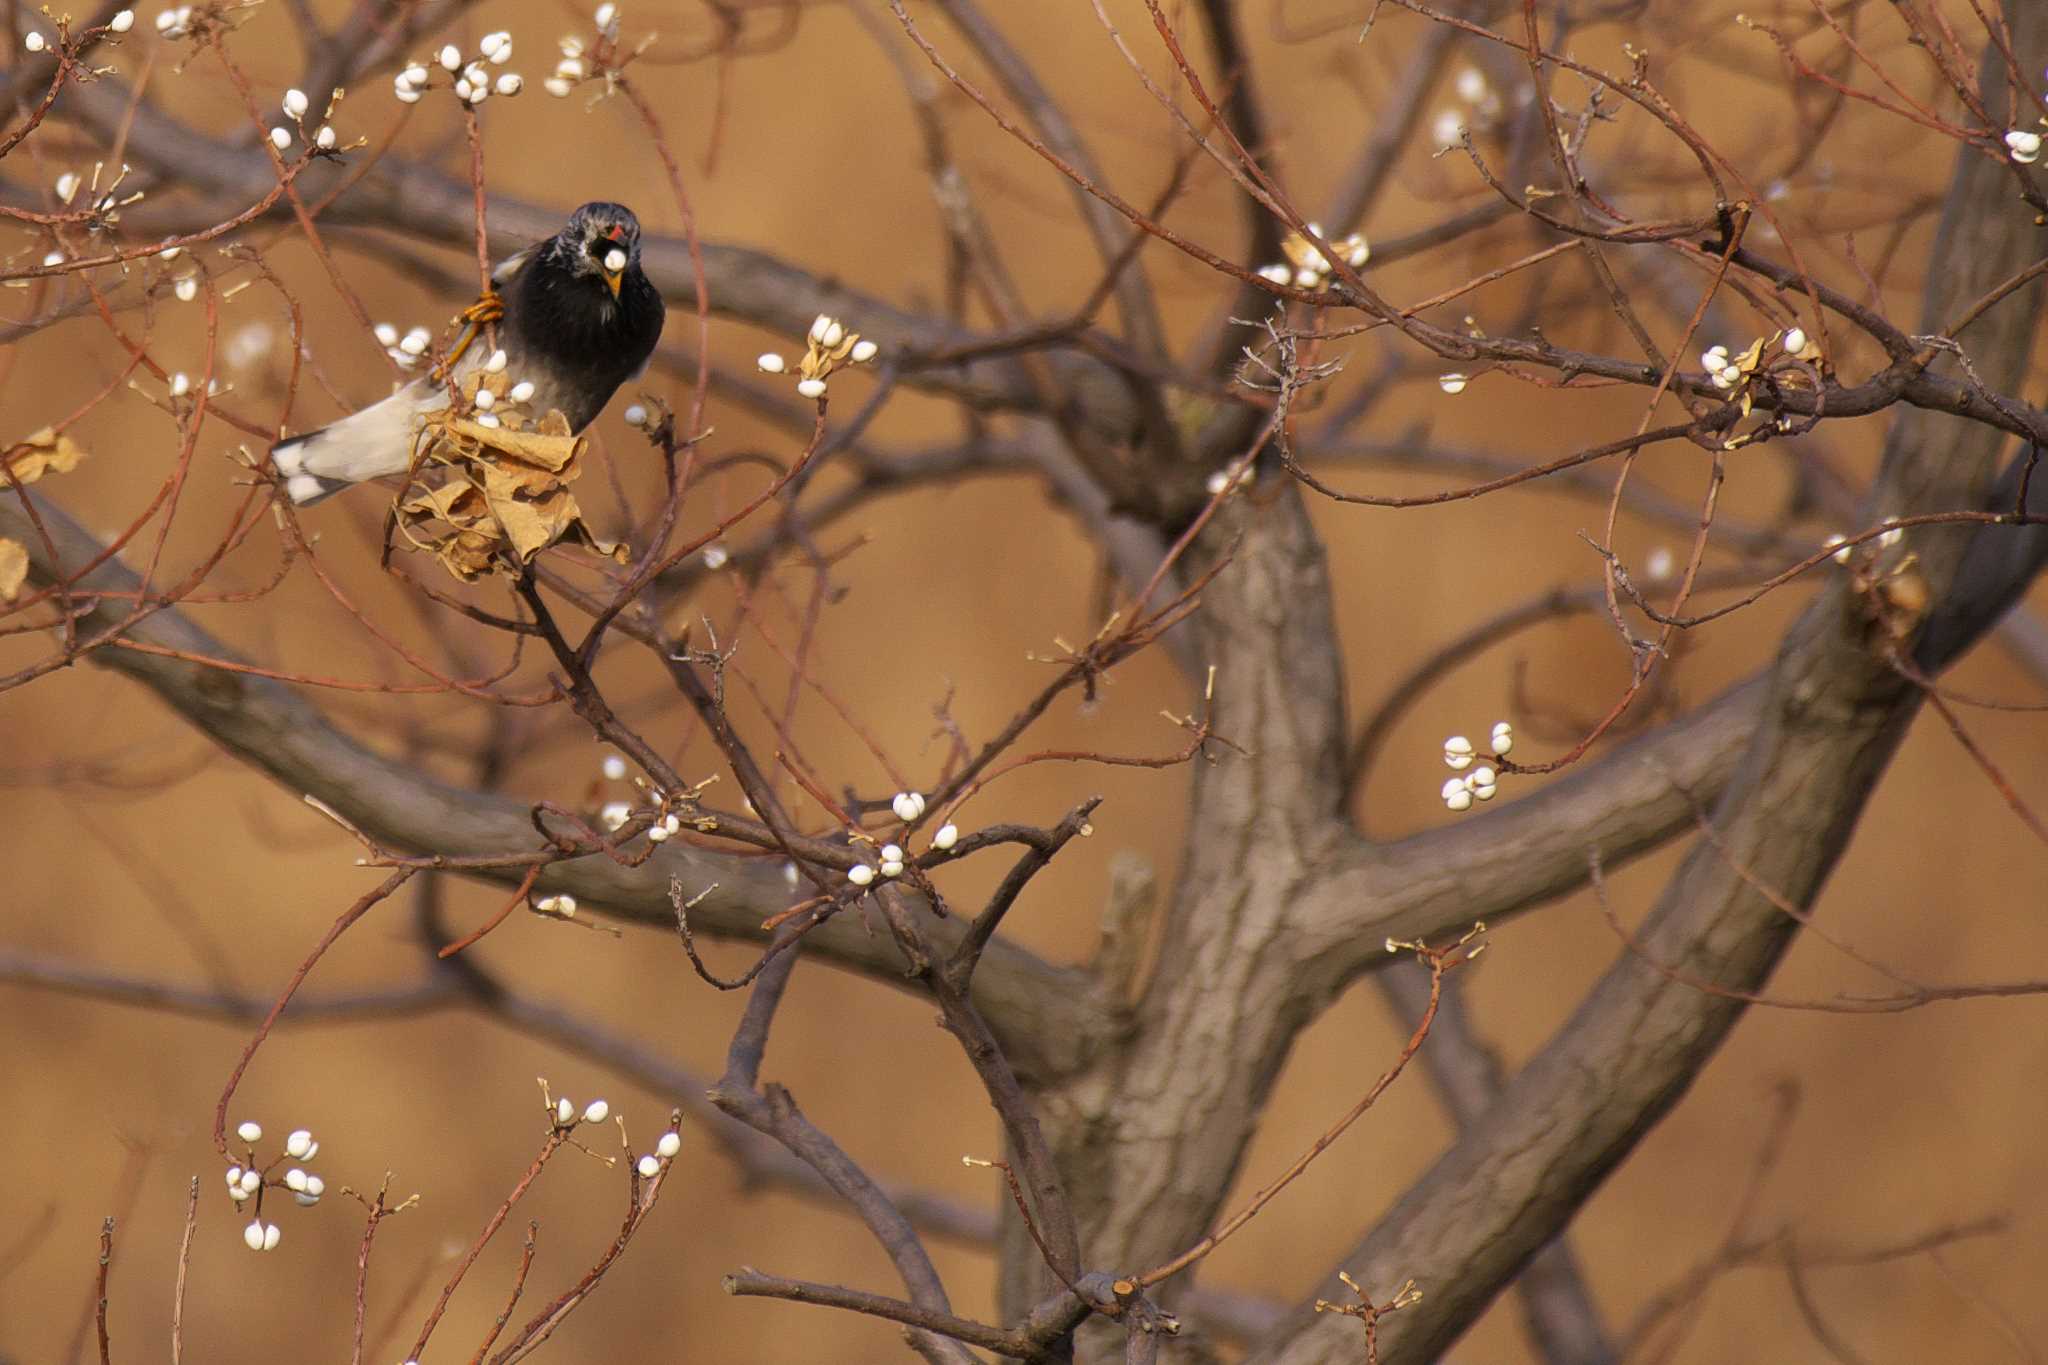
[[271, 201, 666, 505]]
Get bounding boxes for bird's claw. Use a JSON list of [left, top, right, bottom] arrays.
[[459, 290, 505, 327], [433, 290, 506, 381]]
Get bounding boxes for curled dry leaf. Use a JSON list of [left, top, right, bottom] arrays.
[[6, 427, 89, 484], [0, 538, 27, 602], [391, 405, 628, 583]]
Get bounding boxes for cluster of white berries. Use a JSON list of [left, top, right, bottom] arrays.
[[546, 5, 620, 98], [1700, 343, 1744, 391], [1438, 373, 1469, 395], [226, 1122, 326, 1253], [544, 1086, 682, 1177], [1431, 65, 1503, 150], [1702, 327, 1816, 393], [534, 892, 578, 917], [42, 163, 140, 232], [553, 1094, 612, 1127], [394, 35, 521, 106], [372, 320, 435, 370], [153, 5, 196, 38], [757, 315, 880, 400], [28, 8, 137, 47], [2006, 128, 2043, 165], [1438, 722, 1512, 813], [638, 1129, 684, 1179], [1256, 223, 1369, 291], [1822, 524, 1903, 566], [844, 793, 956, 888], [458, 349, 551, 429], [271, 87, 342, 155], [601, 797, 684, 844]]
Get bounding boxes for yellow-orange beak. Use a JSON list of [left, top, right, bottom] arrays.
[[602, 268, 622, 298]]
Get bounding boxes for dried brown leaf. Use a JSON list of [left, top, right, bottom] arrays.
[[391, 409, 620, 582], [6, 428, 89, 484], [0, 538, 28, 601]]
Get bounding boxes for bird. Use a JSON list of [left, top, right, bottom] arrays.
[[271, 201, 666, 505]]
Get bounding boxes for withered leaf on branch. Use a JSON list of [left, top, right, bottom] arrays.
[[391, 406, 628, 583], [5, 427, 89, 484], [0, 537, 28, 602]]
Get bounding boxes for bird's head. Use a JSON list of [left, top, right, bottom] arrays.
[[558, 201, 643, 299]]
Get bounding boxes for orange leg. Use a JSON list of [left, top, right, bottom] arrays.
[[432, 289, 504, 382]]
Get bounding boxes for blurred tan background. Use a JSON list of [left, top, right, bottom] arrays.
[[5, 1, 2048, 1361]]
